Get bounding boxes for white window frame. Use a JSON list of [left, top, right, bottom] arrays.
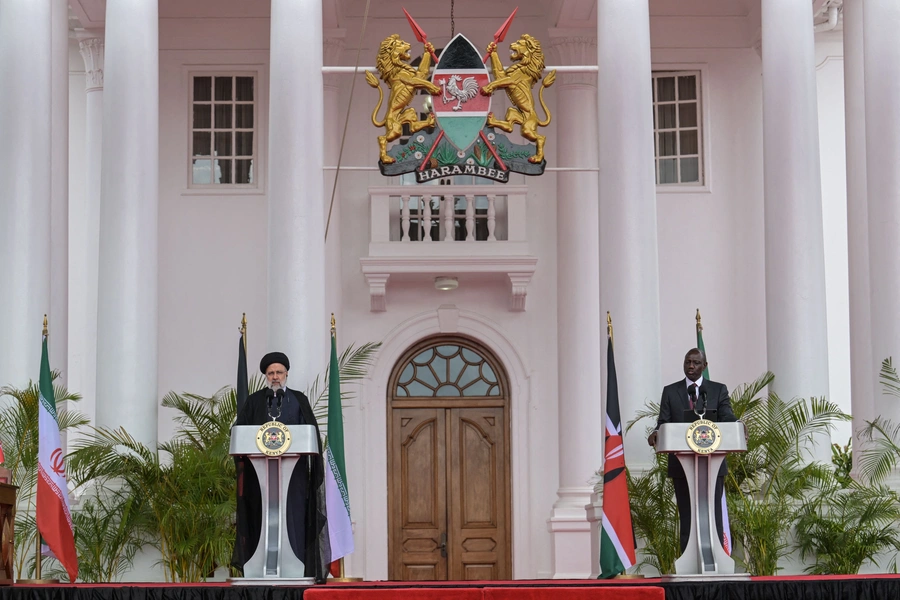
[[651, 64, 712, 194], [184, 66, 266, 195]]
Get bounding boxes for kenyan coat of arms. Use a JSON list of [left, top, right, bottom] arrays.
[[365, 9, 556, 184]]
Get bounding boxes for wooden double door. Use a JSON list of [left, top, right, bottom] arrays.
[[389, 404, 510, 580]]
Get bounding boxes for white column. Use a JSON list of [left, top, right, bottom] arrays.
[[864, 0, 900, 428], [0, 0, 52, 389], [268, 0, 326, 385], [548, 32, 601, 579], [597, 2, 661, 473], [70, 34, 104, 444], [842, 0, 874, 471], [761, 0, 829, 406], [50, 0, 69, 382], [96, 1, 158, 446], [324, 30, 345, 333]]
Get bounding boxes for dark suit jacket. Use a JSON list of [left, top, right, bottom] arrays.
[[654, 379, 737, 478]]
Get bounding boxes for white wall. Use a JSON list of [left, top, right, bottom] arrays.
[[651, 47, 767, 443]]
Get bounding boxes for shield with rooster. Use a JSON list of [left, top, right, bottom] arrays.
[[432, 34, 491, 151]]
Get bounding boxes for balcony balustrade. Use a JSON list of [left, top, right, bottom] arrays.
[[360, 185, 537, 311]]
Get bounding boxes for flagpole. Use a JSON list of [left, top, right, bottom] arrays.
[[696, 308, 702, 335], [326, 314, 362, 583], [21, 315, 60, 584]]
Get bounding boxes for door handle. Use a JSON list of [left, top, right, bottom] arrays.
[[440, 532, 447, 558]]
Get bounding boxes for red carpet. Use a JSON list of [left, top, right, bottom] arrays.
[[305, 585, 664, 600]]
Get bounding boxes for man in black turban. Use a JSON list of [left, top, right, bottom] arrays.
[[231, 351, 330, 582]]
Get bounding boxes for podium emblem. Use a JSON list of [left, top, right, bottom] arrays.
[[256, 421, 293, 456], [686, 419, 722, 455]]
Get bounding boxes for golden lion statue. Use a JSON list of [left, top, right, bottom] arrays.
[[366, 34, 441, 164], [481, 35, 556, 163]]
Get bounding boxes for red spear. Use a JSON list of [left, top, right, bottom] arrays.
[[483, 7, 519, 63], [403, 8, 439, 64]]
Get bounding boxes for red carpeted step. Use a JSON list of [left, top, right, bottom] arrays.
[[483, 586, 665, 600], [305, 588, 483, 600]]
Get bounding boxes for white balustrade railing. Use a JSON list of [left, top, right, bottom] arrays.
[[369, 185, 528, 255]]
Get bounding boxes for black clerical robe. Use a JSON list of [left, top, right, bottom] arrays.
[[231, 387, 330, 581]]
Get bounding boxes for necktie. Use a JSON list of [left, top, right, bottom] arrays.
[[689, 383, 697, 410]]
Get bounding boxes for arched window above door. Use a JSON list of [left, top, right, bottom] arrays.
[[395, 342, 502, 397]]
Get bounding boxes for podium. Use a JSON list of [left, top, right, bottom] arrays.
[[655, 421, 748, 580], [230, 423, 319, 585]]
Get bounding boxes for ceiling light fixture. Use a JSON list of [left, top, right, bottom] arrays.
[[434, 276, 458, 291]]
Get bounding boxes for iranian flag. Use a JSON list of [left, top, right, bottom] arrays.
[[324, 323, 353, 566], [37, 334, 78, 581], [599, 335, 636, 578]]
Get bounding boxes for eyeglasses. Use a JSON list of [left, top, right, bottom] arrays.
[[266, 370, 287, 377]]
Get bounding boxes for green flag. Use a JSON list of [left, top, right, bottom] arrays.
[[325, 318, 353, 561]]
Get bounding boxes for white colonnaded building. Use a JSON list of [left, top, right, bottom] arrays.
[[0, 0, 891, 582]]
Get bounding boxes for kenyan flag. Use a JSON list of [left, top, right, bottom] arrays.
[[599, 335, 636, 578]]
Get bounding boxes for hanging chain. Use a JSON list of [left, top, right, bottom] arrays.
[[450, 0, 455, 37]]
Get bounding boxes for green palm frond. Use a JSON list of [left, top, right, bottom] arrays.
[[858, 418, 900, 484], [308, 341, 381, 422], [880, 358, 900, 399]]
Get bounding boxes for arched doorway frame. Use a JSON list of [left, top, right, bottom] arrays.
[[359, 306, 533, 580]]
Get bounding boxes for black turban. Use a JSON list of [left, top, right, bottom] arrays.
[[259, 351, 290, 374]]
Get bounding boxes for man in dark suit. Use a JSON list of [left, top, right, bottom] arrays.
[[232, 351, 329, 582], [647, 348, 737, 553]]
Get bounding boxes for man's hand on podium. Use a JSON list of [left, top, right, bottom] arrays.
[[648, 430, 658, 447]]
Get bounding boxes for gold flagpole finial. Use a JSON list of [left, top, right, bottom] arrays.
[[240, 313, 248, 353], [331, 313, 336, 336], [606, 311, 614, 347], [42, 314, 48, 337], [696, 308, 703, 332]]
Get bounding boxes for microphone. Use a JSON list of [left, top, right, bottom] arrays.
[[699, 388, 708, 414], [266, 388, 275, 410], [276, 388, 285, 409]]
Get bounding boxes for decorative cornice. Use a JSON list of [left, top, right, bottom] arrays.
[[323, 29, 346, 89], [547, 31, 597, 87], [323, 29, 346, 65], [360, 255, 538, 313], [78, 37, 104, 91]]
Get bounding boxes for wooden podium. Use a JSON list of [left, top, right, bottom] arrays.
[[0, 480, 16, 585], [229, 423, 319, 585], [655, 421, 748, 580]]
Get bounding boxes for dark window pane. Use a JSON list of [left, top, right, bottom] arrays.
[[192, 159, 212, 184], [657, 77, 676, 102], [679, 103, 698, 128], [216, 159, 232, 184], [236, 104, 254, 128], [659, 158, 677, 183], [193, 104, 211, 129], [681, 157, 700, 182], [658, 104, 676, 129], [193, 77, 212, 101], [235, 131, 253, 156], [215, 104, 232, 128], [192, 131, 211, 156], [678, 75, 697, 100], [235, 159, 253, 184], [215, 131, 232, 157], [215, 77, 232, 101], [236, 77, 254, 101], [659, 131, 677, 156], [680, 130, 699, 155]]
